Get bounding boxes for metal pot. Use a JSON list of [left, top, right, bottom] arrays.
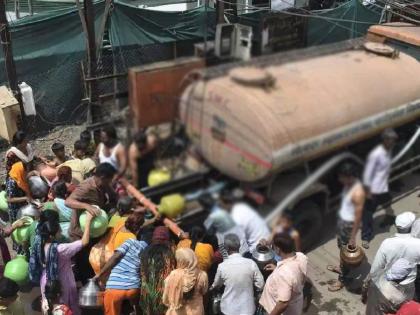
[[251, 244, 275, 270], [79, 278, 103, 308], [340, 244, 365, 268], [211, 293, 222, 314], [28, 176, 49, 200], [18, 204, 40, 219]]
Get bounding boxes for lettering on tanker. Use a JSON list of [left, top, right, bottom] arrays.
[[207, 90, 229, 111], [287, 101, 420, 159]]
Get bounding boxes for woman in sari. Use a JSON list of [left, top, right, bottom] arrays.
[[30, 211, 93, 315], [5, 131, 34, 177], [140, 243, 176, 315], [177, 226, 214, 272], [162, 248, 208, 315], [6, 162, 30, 219], [6, 161, 30, 254]]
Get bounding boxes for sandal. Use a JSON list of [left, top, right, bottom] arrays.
[[328, 280, 344, 292], [327, 265, 342, 274]]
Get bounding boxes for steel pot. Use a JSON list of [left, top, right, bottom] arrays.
[[251, 244, 275, 270], [340, 244, 365, 268], [79, 278, 103, 308], [28, 176, 49, 200], [211, 293, 222, 314], [18, 204, 40, 219]]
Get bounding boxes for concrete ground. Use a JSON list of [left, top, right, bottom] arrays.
[[305, 174, 420, 315]]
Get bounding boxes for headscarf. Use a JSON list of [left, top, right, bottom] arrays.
[[411, 219, 420, 238], [6, 144, 34, 163], [386, 258, 414, 282], [162, 248, 199, 310], [9, 162, 29, 194], [152, 226, 170, 245]]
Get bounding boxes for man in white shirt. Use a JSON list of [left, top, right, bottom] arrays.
[[211, 234, 265, 315], [226, 191, 271, 252], [370, 212, 420, 284], [203, 203, 249, 258], [362, 128, 398, 249]]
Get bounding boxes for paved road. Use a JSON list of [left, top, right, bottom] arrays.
[[305, 174, 420, 315]]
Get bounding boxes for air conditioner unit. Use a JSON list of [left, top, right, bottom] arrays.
[[215, 23, 235, 59], [215, 23, 253, 61], [197, 0, 216, 7], [232, 24, 253, 61]]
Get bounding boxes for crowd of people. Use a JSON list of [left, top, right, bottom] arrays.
[[1, 125, 420, 315], [0, 126, 310, 315]]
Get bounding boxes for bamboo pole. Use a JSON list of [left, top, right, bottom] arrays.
[[118, 178, 185, 237]]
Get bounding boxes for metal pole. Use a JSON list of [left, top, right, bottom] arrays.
[[28, 0, 33, 16], [14, 0, 19, 19], [217, 0, 225, 24], [0, 0, 25, 129], [351, 0, 357, 38], [84, 0, 99, 123], [203, 0, 208, 58]]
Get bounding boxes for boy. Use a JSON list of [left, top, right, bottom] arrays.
[[59, 140, 96, 184], [80, 130, 96, 157], [50, 143, 70, 166], [73, 140, 87, 160]]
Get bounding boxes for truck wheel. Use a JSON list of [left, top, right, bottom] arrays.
[[292, 200, 323, 251]]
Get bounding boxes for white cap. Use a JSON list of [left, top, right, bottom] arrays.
[[395, 212, 416, 229]]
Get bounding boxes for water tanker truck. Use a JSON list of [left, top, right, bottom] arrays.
[[136, 23, 420, 249]]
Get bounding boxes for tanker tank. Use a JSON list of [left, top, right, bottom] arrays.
[[179, 42, 420, 182]]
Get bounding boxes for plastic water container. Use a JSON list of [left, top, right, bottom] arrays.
[[19, 82, 36, 116], [159, 194, 185, 219]]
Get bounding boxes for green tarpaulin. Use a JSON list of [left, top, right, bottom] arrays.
[[0, 3, 104, 126], [306, 0, 381, 45], [109, 2, 216, 47]]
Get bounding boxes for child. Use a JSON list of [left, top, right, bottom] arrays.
[[43, 280, 73, 315], [0, 277, 24, 314], [80, 130, 96, 157], [108, 196, 134, 228], [73, 140, 87, 160], [58, 141, 96, 185], [51, 143, 70, 166], [42, 143, 69, 168]]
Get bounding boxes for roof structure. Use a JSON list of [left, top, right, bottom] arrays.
[[368, 22, 420, 46]]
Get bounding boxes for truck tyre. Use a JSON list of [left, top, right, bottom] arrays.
[[292, 200, 323, 251]]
